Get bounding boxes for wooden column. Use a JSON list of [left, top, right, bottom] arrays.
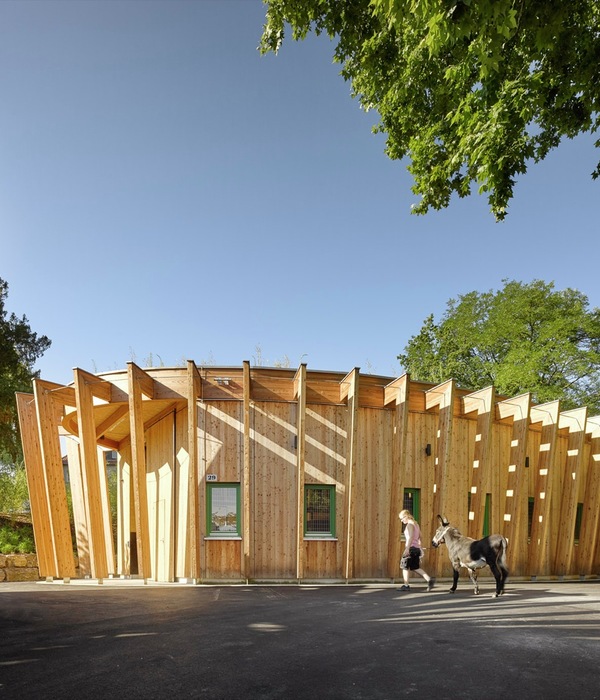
[[462, 386, 495, 539], [577, 416, 600, 575], [498, 393, 530, 575], [15, 392, 55, 578], [425, 380, 457, 522], [187, 360, 201, 581], [528, 401, 560, 577], [73, 368, 111, 579], [33, 379, 76, 580], [384, 374, 410, 578], [63, 438, 91, 576], [242, 360, 252, 580], [127, 362, 154, 580], [554, 407, 587, 576], [294, 363, 307, 580], [341, 368, 360, 581]]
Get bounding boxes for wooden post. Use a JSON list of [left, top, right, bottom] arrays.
[[577, 416, 600, 575], [528, 401, 560, 577], [242, 361, 252, 580], [73, 368, 110, 579], [462, 386, 495, 539], [15, 392, 56, 578], [384, 374, 410, 578], [341, 368, 360, 581], [498, 393, 530, 575], [33, 379, 76, 580], [294, 363, 307, 581], [187, 360, 201, 581], [127, 362, 154, 580], [554, 407, 587, 576]]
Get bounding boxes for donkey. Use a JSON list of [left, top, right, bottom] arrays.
[[431, 515, 509, 597]]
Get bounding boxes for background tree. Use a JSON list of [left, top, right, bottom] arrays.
[[0, 277, 51, 467], [260, 0, 600, 220], [398, 280, 600, 412]]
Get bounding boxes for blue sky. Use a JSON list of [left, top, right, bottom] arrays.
[[2, 0, 599, 387]]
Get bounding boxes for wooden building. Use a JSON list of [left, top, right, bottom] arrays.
[[16, 362, 600, 584]]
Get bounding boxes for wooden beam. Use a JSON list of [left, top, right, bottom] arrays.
[[97, 446, 116, 575], [33, 379, 76, 579], [528, 400, 560, 577], [64, 438, 91, 577], [72, 367, 113, 402], [425, 380, 457, 519], [500, 393, 530, 573], [187, 360, 201, 581], [127, 361, 156, 399], [462, 386, 495, 539], [242, 360, 252, 580], [15, 393, 56, 578], [128, 363, 152, 579], [295, 363, 307, 580], [554, 407, 587, 576], [577, 416, 600, 574], [343, 369, 360, 580], [385, 374, 410, 578], [74, 368, 109, 579], [95, 404, 129, 439]]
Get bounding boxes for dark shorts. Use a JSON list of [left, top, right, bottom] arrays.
[[400, 547, 422, 571]]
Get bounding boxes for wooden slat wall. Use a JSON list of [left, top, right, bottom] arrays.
[[19, 364, 600, 583], [64, 439, 90, 576]]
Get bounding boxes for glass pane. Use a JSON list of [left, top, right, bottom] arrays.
[[306, 488, 331, 534], [210, 487, 238, 534]]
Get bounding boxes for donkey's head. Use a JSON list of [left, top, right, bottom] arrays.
[[431, 514, 450, 548]]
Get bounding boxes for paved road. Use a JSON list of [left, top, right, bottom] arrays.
[[1, 579, 599, 699]]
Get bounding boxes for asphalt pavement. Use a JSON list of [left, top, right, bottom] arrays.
[[1, 578, 599, 699]]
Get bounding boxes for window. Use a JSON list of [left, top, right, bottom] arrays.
[[305, 485, 336, 538], [574, 503, 584, 544], [403, 488, 420, 521], [206, 483, 241, 537]]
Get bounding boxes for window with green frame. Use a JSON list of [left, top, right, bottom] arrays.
[[403, 488, 420, 521], [305, 484, 336, 538], [467, 493, 491, 536], [206, 483, 241, 537]]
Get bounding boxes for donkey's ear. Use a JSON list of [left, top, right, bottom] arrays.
[[440, 514, 449, 526], [437, 514, 443, 524]]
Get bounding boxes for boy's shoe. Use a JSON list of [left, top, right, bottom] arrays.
[[427, 578, 436, 591], [397, 584, 411, 591]]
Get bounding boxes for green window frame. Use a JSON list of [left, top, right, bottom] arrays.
[[403, 488, 420, 522], [304, 484, 336, 538], [206, 482, 241, 537]]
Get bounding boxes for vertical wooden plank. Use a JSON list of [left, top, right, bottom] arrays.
[[577, 416, 600, 574], [554, 407, 587, 576], [242, 360, 252, 580], [127, 362, 154, 579], [384, 374, 409, 578], [187, 360, 201, 581], [295, 364, 307, 580], [33, 379, 76, 579], [342, 368, 360, 580], [64, 438, 91, 576], [97, 446, 116, 574], [498, 393, 530, 575], [425, 380, 456, 521], [528, 401, 560, 577], [73, 368, 109, 579], [462, 386, 495, 539], [116, 447, 132, 576], [15, 392, 55, 578]]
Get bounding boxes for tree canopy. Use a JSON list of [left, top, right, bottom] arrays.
[[0, 278, 51, 465], [398, 280, 600, 412], [260, 0, 600, 220]]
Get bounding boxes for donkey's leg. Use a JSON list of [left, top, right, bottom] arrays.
[[488, 561, 503, 597], [467, 568, 479, 595], [449, 567, 459, 593]]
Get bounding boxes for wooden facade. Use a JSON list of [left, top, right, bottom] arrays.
[[16, 362, 600, 584]]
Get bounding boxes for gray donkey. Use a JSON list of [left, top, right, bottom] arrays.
[[431, 515, 509, 597]]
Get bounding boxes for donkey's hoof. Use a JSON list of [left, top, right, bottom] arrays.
[[448, 589, 456, 594]]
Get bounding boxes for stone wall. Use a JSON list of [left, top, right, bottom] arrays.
[[0, 554, 42, 582]]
